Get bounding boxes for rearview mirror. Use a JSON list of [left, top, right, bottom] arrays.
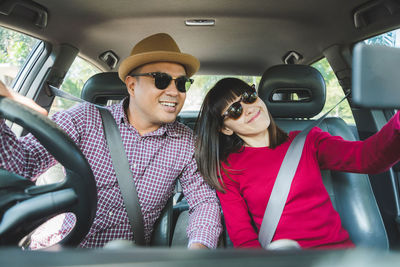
[[352, 43, 400, 109]]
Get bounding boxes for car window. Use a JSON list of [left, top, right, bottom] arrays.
[[182, 75, 260, 112], [364, 28, 400, 47], [0, 26, 40, 87], [39, 57, 100, 185], [49, 57, 100, 116], [312, 58, 355, 125]]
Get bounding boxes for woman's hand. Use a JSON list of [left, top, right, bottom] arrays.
[[0, 80, 48, 116]]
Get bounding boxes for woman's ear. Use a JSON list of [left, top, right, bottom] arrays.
[[125, 76, 136, 96], [221, 125, 234, 136]]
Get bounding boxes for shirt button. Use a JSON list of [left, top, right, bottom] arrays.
[[133, 163, 136, 169], [109, 211, 113, 216]]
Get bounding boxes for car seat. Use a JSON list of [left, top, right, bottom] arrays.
[[257, 64, 389, 249]]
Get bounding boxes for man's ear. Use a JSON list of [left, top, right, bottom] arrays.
[[220, 125, 234, 136], [125, 76, 136, 96]]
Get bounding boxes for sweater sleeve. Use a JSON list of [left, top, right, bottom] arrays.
[[217, 168, 262, 248], [315, 111, 400, 173]]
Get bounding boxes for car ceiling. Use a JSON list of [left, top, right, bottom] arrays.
[[1, 0, 400, 76]]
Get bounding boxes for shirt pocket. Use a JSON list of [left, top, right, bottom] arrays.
[[138, 163, 181, 212], [93, 185, 126, 232]]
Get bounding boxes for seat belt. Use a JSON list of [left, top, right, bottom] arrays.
[[258, 94, 349, 249], [47, 84, 146, 246]]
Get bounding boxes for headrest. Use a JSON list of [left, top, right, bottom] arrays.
[[81, 72, 128, 105], [258, 64, 326, 118]]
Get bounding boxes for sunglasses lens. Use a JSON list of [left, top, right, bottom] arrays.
[[175, 77, 192, 92], [154, 73, 172, 89], [242, 91, 258, 103], [228, 102, 243, 119], [223, 89, 258, 120]]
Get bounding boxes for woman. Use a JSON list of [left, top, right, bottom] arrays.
[[195, 77, 400, 249]]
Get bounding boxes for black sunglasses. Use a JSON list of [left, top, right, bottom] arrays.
[[222, 87, 258, 120], [129, 72, 194, 93]]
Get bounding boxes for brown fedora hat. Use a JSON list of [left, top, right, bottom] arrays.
[[118, 33, 200, 81]]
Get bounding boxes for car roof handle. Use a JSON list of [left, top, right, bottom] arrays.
[[0, 0, 48, 29]]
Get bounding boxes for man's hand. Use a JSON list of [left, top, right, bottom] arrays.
[[0, 80, 13, 98], [0, 80, 48, 116], [189, 242, 208, 249]]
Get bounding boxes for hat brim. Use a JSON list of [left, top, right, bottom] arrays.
[[118, 51, 200, 81]]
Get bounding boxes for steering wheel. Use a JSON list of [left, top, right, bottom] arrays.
[[0, 96, 97, 247]]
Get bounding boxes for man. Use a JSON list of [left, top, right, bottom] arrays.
[[0, 33, 222, 249]]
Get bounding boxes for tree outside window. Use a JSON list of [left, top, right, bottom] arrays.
[[0, 27, 38, 87]]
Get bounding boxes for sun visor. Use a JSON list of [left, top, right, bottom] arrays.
[[352, 43, 400, 109]]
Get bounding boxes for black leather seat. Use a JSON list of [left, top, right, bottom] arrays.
[[258, 64, 389, 249], [81, 72, 128, 104], [81, 73, 173, 246]]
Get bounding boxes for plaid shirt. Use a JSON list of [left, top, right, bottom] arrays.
[[0, 98, 222, 248]]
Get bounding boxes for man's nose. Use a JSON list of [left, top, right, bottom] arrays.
[[164, 81, 179, 96]]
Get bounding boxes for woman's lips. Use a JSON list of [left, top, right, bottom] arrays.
[[248, 110, 260, 123]]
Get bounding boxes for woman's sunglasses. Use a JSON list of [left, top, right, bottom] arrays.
[[129, 72, 194, 93], [222, 87, 258, 120]]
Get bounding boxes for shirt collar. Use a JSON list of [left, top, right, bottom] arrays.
[[117, 97, 181, 138]]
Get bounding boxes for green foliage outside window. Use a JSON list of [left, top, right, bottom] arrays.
[[312, 58, 355, 124], [0, 28, 37, 66], [0, 27, 38, 87], [50, 57, 100, 115], [0, 27, 100, 115]]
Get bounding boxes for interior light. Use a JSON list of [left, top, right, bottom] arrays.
[[185, 19, 215, 26]]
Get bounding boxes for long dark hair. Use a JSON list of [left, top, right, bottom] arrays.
[[195, 78, 288, 192]]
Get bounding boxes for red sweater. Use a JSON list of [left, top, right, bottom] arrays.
[[218, 112, 400, 249]]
